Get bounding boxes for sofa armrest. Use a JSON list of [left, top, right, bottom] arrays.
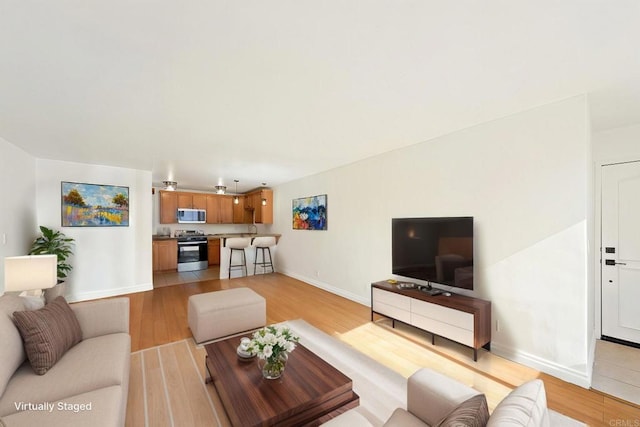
[[71, 297, 130, 339], [407, 368, 482, 426]]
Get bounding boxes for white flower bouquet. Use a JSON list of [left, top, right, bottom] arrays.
[[247, 325, 299, 379]]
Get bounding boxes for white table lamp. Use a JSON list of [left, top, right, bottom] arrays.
[[4, 255, 57, 308]]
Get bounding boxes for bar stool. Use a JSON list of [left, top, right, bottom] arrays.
[[226, 237, 251, 279], [252, 236, 276, 275]]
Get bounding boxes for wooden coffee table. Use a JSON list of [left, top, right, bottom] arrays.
[[205, 335, 359, 426]]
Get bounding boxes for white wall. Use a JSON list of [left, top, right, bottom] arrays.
[[35, 159, 153, 301], [273, 96, 592, 386], [0, 137, 37, 293]]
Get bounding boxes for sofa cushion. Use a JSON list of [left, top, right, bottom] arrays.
[[12, 296, 82, 375], [487, 380, 550, 427], [437, 394, 489, 427], [1, 385, 123, 427], [0, 333, 130, 417], [0, 295, 27, 397]]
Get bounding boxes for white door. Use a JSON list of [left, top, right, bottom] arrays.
[[602, 161, 640, 345]]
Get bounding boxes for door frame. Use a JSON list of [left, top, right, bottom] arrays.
[[595, 157, 640, 340]]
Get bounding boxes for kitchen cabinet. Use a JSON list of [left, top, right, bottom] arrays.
[[245, 189, 273, 224], [177, 193, 192, 208], [159, 191, 178, 224], [232, 196, 246, 223], [178, 192, 206, 209], [219, 196, 233, 223], [258, 189, 273, 224], [206, 195, 234, 224], [193, 194, 207, 210], [208, 238, 221, 265], [160, 190, 209, 224], [159, 189, 270, 224], [153, 239, 178, 271]]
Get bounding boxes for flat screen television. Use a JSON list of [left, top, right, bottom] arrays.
[[392, 217, 474, 290]]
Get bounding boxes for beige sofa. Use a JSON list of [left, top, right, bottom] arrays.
[[0, 295, 130, 427], [284, 319, 584, 427], [324, 368, 560, 427]]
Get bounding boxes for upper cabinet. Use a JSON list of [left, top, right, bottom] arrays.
[[245, 189, 273, 224], [232, 196, 246, 224], [159, 188, 272, 224], [159, 191, 178, 224], [206, 195, 234, 224], [177, 193, 206, 209]]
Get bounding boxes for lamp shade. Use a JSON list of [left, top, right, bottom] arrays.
[[4, 255, 57, 292]]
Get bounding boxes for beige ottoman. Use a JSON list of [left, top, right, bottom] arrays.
[[188, 288, 266, 344]]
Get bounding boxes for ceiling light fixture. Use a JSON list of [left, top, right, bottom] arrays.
[[163, 181, 177, 191], [215, 185, 226, 194], [233, 180, 239, 205]]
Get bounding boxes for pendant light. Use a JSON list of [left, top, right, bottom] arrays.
[[233, 180, 240, 204], [261, 182, 267, 206]]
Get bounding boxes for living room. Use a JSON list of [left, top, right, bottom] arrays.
[[2, 2, 640, 425]]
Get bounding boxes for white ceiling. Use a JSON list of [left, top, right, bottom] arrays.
[[1, 1, 639, 192]]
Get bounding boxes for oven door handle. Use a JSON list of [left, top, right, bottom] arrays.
[[178, 246, 201, 252], [178, 241, 206, 246]]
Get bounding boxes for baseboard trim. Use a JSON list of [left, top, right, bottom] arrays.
[[67, 283, 153, 303], [279, 270, 370, 307], [491, 342, 591, 388]]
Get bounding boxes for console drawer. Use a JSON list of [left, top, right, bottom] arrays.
[[372, 288, 411, 311], [411, 299, 473, 331], [411, 313, 474, 347], [372, 300, 411, 324]]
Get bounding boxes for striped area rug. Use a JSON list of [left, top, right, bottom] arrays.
[[126, 339, 230, 427]]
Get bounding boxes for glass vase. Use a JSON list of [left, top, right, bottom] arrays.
[[261, 352, 288, 379]]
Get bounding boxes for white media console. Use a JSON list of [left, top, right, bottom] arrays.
[[371, 281, 491, 361]]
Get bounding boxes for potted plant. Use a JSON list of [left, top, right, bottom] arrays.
[[29, 226, 74, 300]]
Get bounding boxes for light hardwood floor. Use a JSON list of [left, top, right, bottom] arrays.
[[128, 272, 640, 425]]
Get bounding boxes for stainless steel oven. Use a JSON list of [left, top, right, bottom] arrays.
[[177, 236, 208, 272]]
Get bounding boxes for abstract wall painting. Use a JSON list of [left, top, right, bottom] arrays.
[[292, 194, 327, 230], [61, 182, 129, 227]]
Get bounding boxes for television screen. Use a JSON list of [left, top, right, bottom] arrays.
[[392, 217, 474, 290]]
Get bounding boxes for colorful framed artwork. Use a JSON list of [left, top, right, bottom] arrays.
[[61, 182, 130, 227], [292, 194, 327, 230]]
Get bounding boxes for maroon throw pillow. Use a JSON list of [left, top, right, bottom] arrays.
[[13, 296, 82, 375]]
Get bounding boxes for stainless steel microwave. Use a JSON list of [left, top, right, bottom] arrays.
[[177, 208, 206, 223]]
